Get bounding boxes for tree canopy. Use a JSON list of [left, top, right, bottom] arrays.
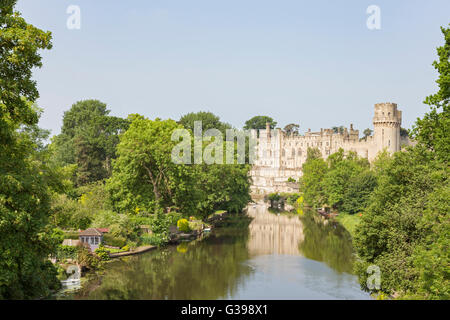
[[0, 1, 60, 299], [243, 116, 277, 130], [51, 99, 129, 186]]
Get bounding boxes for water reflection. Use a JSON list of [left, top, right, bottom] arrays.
[[63, 205, 368, 300], [247, 205, 304, 256], [68, 218, 253, 300]]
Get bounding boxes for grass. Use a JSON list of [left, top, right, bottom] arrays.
[[104, 247, 126, 253], [335, 213, 362, 237]]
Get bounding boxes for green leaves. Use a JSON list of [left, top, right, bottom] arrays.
[[51, 100, 130, 186], [0, 2, 60, 299], [412, 25, 450, 164], [243, 116, 277, 130]]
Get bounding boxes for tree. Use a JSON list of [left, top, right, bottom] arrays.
[[363, 128, 372, 140], [179, 111, 231, 135], [107, 117, 183, 212], [412, 25, 449, 163], [306, 147, 322, 160], [400, 127, 409, 138], [0, 1, 60, 299], [332, 126, 345, 134], [299, 148, 328, 208], [52, 100, 129, 185], [324, 150, 373, 212], [243, 116, 277, 130], [284, 123, 300, 135], [354, 26, 450, 299], [353, 147, 448, 298]]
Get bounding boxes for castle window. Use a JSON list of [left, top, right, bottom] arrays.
[[388, 140, 390, 146]]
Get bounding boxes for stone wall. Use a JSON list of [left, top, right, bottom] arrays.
[[250, 102, 413, 195]]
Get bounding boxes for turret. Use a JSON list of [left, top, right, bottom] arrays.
[[373, 102, 402, 154]]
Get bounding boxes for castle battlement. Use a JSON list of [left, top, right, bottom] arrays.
[[251, 102, 411, 196]]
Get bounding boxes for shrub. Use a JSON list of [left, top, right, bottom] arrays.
[[56, 245, 78, 260], [103, 233, 127, 248], [140, 233, 167, 247], [121, 245, 129, 252], [177, 218, 191, 232], [94, 245, 110, 261]]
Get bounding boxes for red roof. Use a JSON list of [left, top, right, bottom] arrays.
[[79, 228, 109, 236]]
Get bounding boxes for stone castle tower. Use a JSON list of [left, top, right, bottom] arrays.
[[250, 102, 411, 196], [372, 102, 402, 155]]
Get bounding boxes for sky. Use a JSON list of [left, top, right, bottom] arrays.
[[15, 0, 450, 136]]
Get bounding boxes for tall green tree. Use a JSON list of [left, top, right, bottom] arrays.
[[243, 116, 277, 130], [354, 25, 450, 299], [179, 111, 231, 135], [52, 100, 129, 185], [413, 25, 449, 163], [107, 117, 183, 212], [299, 148, 328, 208], [0, 1, 60, 299]]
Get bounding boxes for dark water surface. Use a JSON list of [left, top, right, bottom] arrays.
[[60, 205, 370, 300]]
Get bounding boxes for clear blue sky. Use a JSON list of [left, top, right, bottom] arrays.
[[16, 0, 450, 136]]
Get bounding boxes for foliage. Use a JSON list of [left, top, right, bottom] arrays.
[[300, 148, 376, 214], [140, 233, 167, 247], [95, 244, 110, 261], [412, 25, 449, 164], [51, 100, 130, 186], [335, 213, 361, 237], [76, 244, 101, 270], [363, 128, 372, 140], [56, 245, 78, 260], [179, 111, 232, 135], [243, 116, 277, 130], [106, 117, 183, 212], [352, 25, 450, 299], [353, 147, 449, 298], [331, 126, 345, 134], [103, 234, 127, 248], [177, 218, 191, 232], [284, 123, 300, 135], [50, 181, 112, 230], [299, 148, 328, 208], [265, 192, 300, 209], [0, 1, 61, 299]]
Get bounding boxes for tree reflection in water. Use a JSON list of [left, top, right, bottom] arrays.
[[68, 208, 357, 300], [72, 216, 254, 300]]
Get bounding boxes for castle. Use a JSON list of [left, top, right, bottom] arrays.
[[250, 102, 411, 195]]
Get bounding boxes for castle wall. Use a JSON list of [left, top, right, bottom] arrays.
[[251, 103, 407, 195]]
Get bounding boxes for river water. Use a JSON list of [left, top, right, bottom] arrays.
[[61, 205, 370, 300]]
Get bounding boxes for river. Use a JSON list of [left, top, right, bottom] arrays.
[[59, 205, 370, 300]]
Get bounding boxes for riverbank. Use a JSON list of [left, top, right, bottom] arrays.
[[60, 205, 369, 300], [334, 213, 361, 237]]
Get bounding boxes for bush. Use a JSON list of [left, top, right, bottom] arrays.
[[140, 233, 167, 247], [103, 233, 127, 248], [121, 245, 129, 252], [76, 245, 101, 270], [177, 218, 191, 232], [94, 245, 110, 261], [56, 245, 78, 260]]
